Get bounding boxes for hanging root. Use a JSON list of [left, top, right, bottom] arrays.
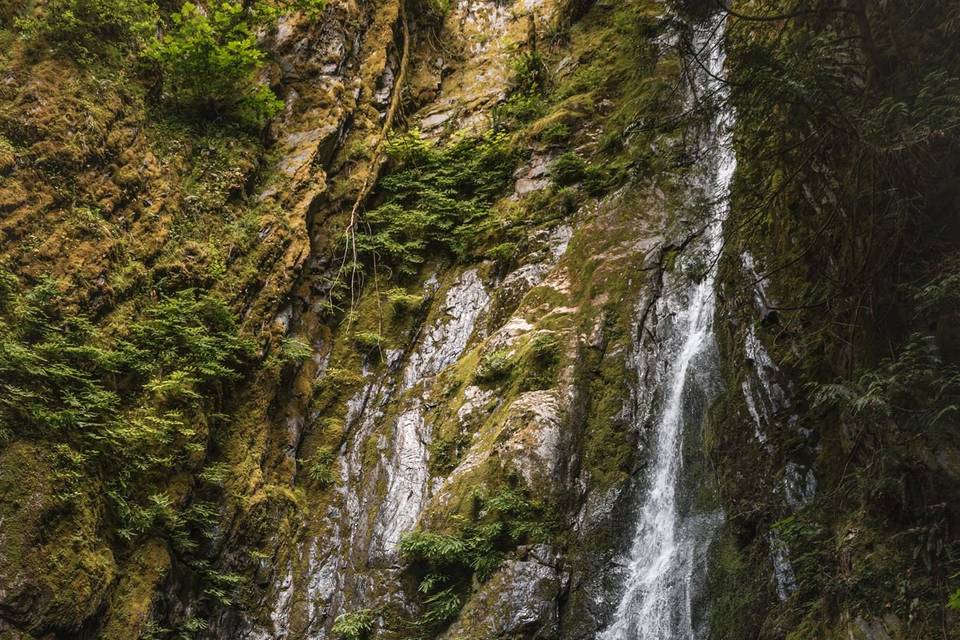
[[335, 0, 411, 324]]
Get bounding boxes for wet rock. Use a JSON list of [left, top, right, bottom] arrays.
[[514, 153, 554, 195], [402, 268, 490, 390], [500, 390, 565, 489], [441, 546, 563, 639], [371, 404, 431, 554]]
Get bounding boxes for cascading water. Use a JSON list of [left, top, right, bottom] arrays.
[[600, 14, 735, 640]]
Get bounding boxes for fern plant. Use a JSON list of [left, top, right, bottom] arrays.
[[0, 272, 252, 549], [331, 609, 375, 640], [354, 131, 517, 278], [398, 483, 556, 631]]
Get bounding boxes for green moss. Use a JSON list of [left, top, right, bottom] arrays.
[[474, 348, 516, 384], [485, 242, 518, 265], [353, 330, 384, 353], [16, 0, 158, 60], [517, 331, 562, 392], [581, 340, 633, 490], [0, 134, 14, 173], [99, 539, 171, 640], [0, 442, 117, 631], [386, 288, 424, 315], [549, 152, 588, 186]]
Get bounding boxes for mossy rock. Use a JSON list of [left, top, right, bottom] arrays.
[[0, 441, 115, 633], [98, 539, 171, 640], [0, 136, 14, 174]]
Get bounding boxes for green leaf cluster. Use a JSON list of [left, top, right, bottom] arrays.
[[15, 0, 327, 126], [331, 608, 375, 640], [0, 273, 252, 540], [355, 131, 518, 278], [399, 484, 555, 631], [145, 2, 282, 127]]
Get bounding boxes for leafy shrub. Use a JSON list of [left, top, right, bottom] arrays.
[[400, 531, 468, 565], [492, 49, 548, 131], [510, 50, 548, 95], [0, 274, 252, 542], [418, 587, 461, 626], [399, 484, 555, 631], [548, 151, 620, 196], [356, 131, 517, 277], [811, 332, 960, 432], [549, 152, 587, 186], [277, 337, 313, 364], [145, 2, 282, 127], [16, 0, 158, 59], [331, 609, 374, 640], [493, 92, 546, 131], [485, 241, 518, 266], [538, 122, 571, 146]]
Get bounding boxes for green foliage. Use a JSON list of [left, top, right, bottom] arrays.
[[913, 269, 960, 319], [252, 0, 327, 23], [429, 428, 470, 476], [493, 50, 548, 130], [409, 0, 451, 24], [511, 51, 548, 95], [144, 614, 210, 640], [474, 349, 515, 384], [198, 462, 231, 486], [548, 152, 618, 195], [197, 563, 247, 605], [331, 609, 375, 640], [306, 446, 336, 488], [549, 152, 588, 186], [811, 332, 960, 431], [493, 92, 546, 131], [352, 330, 383, 353], [418, 587, 461, 626], [769, 513, 831, 599], [0, 273, 252, 543], [520, 332, 561, 391], [386, 288, 424, 316], [486, 242, 518, 265], [278, 337, 313, 364], [717, 1, 960, 632], [16, 0, 158, 59], [399, 484, 554, 631], [356, 131, 517, 277], [145, 2, 282, 127], [538, 122, 571, 146], [400, 531, 468, 565]]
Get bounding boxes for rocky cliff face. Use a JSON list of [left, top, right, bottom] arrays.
[[2, 0, 959, 639]]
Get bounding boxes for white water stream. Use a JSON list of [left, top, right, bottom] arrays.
[[600, 15, 735, 640]]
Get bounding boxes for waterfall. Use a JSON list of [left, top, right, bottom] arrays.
[[600, 14, 735, 640]]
